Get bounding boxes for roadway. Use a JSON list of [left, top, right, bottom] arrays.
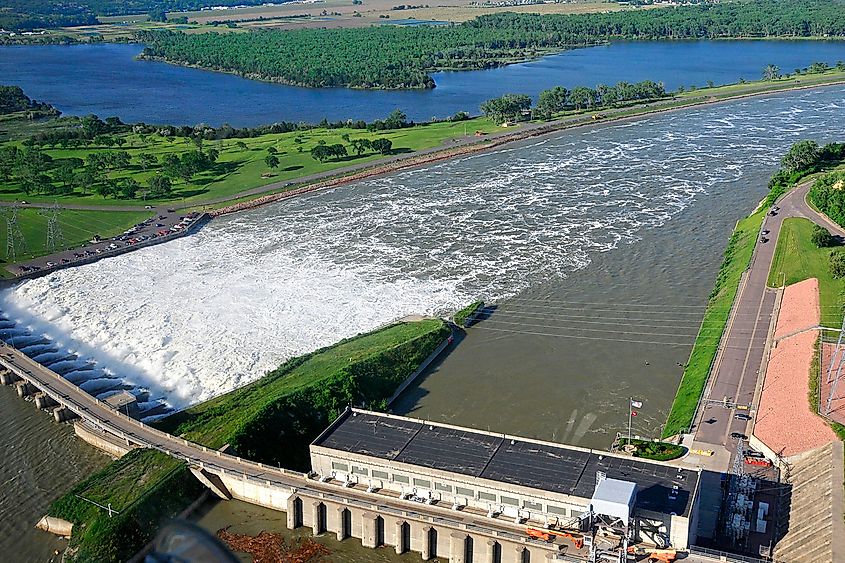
[[693, 179, 845, 456]]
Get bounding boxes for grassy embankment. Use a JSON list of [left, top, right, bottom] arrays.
[[48, 449, 204, 563], [157, 318, 450, 469], [48, 319, 449, 561], [662, 211, 764, 439], [453, 299, 483, 327], [766, 217, 845, 440]]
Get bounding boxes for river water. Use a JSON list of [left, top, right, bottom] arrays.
[[4, 86, 845, 561], [1, 40, 845, 125]]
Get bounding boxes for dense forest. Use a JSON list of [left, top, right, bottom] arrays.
[[0, 0, 268, 30], [0, 85, 58, 115], [140, 0, 845, 89]]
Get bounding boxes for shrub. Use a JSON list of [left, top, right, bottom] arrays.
[[812, 224, 835, 248], [830, 248, 845, 278]]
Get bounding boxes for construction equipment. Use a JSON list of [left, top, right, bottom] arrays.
[[627, 546, 678, 562], [526, 528, 584, 549]]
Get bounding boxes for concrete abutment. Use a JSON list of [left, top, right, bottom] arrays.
[[275, 491, 553, 563]]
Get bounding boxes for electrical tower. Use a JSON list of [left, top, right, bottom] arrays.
[[40, 204, 65, 254], [4, 206, 27, 262]]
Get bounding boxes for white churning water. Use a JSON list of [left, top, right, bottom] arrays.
[[3, 87, 845, 408]]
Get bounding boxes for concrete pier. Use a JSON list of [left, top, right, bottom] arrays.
[[0, 370, 20, 385], [15, 380, 37, 397], [52, 406, 78, 423], [34, 392, 58, 410]]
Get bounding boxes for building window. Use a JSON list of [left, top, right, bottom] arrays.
[[501, 496, 519, 506], [455, 486, 474, 497], [523, 501, 542, 511], [393, 474, 410, 484], [435, 482, 453, 492], [413, 478, 432, 489], [331, 462, 349, 472], [479, 491, 496, 502], [547, 505, 568, 516], [352, 466, 368, 476], [372, 470, 388, 480]]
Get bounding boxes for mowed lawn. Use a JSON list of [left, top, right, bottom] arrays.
[[0, 118, 501, 208], [767, 217, 845, 328], [0, 208, 151, 263]]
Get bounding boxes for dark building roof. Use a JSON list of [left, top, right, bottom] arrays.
[[312, 409, 698, 517]]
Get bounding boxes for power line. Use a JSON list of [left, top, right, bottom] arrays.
[[3, 206, 27, 262]]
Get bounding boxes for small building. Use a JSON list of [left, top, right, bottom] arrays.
[[104, 390, 140, 418], [310, 408, 701, 550]]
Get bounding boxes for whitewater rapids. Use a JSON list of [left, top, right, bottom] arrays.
[[3, 86, 845, 409]]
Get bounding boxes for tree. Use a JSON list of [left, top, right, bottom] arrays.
[[370, 138, 392, 155], [533, 86, 568, 120], [350, 138, 372, 156], [148, 174, 172, 197], [762, 64, 781, 81], [384, 109, 408, 129], [831, 248, 845, 278], [139, 153, 157, 172], [120, 178, 140, 199], [568, 86, 596, 110], [265, 154, 280, 169], [310, 145, 332, 162], [781, 140, 821, 173], [812, 224, 835, 248], [480, 94, 532, 125], [267, 146, 278, 155]]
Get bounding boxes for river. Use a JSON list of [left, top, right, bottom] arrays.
[[3, 85, 845, 561], [1, 40, 845, 125]]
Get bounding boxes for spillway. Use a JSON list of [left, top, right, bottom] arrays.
[[3, 86, 845, 421]]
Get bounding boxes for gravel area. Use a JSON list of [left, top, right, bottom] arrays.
[[754, 278, 836, 457]]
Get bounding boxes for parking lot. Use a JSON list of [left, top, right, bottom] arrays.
[[7, 209, 206, 278]]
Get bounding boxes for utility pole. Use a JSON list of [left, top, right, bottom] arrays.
[[627, 397, 633, 446], [4, 206, 27, 262], [41, 204, 65, 254]]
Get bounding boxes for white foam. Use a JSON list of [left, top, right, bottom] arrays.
[[3, 87, 845, 409]]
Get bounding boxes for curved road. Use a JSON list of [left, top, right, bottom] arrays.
[[692, 179, 844, 456]]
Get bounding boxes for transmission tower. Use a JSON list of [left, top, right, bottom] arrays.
[[4, 206, 27, 262], [40, 204, 65, 254]]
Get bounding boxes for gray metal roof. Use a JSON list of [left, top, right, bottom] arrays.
[[312, 409, 697, 517]]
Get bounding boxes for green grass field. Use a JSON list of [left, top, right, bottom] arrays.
[[49, 448, 204, 563], [663, 211, 764, 438], [1, 119, 501, 208], [767, 217, 845, 328], [0, 208, 150, 264]]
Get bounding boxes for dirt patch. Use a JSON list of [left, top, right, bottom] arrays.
[[753, 278, 837, 457]]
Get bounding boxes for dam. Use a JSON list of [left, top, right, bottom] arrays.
[[0, 343, 705, 563]]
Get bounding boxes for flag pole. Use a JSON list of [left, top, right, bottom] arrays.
[[628, 397, 633, 446]]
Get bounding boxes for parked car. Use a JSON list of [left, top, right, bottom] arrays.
[[730, 432, 747, 440], [734, 413, 752, 421]]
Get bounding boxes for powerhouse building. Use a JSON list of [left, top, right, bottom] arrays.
[[310, 408, 702, 549]]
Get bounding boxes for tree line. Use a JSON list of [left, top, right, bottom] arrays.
[[139, 0, 845, 90], [0, 143, 219, 200], [480, 80, 667, 124]]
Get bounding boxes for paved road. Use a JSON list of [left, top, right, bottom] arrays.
[[693, 180, 845, 452]]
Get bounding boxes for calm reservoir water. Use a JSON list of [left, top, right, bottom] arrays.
[[1, 40, 845, 125]]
